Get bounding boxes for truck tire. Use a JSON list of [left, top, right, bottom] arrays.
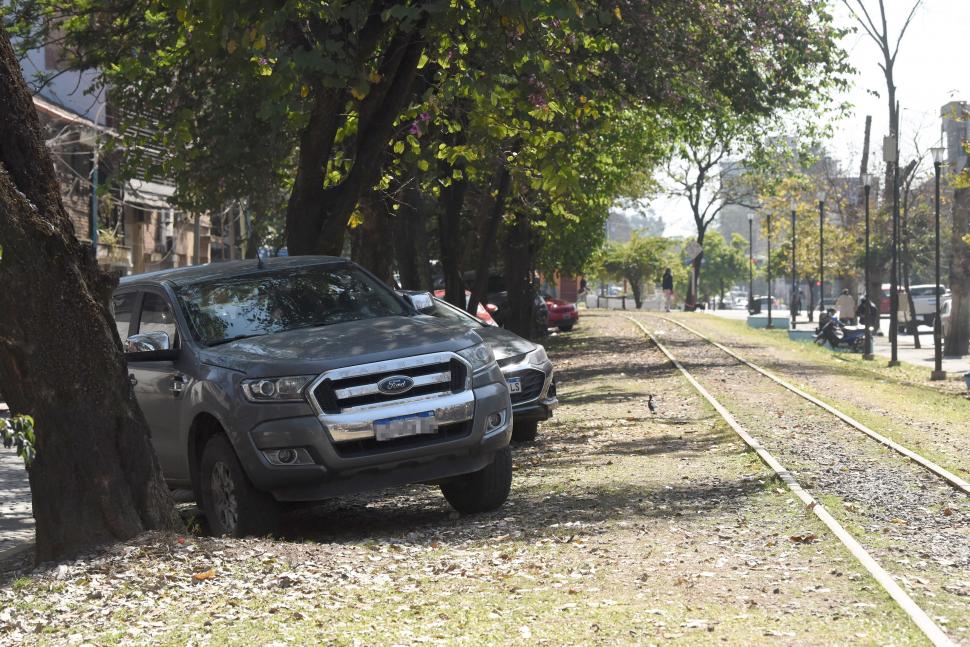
[[440, 446, 512, 514], [200, 435, 279, 538], [511, 420, 539, 443], [558, 324, 574, 332]]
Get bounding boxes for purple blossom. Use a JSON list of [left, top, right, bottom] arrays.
[[409, 122, 422, 136], [420, 112, 431, 123]]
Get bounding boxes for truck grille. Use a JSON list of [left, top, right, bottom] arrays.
[[507, 368, 546, 405], [312, 357, 467, 414]]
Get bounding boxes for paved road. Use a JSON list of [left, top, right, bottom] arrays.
[[706, 307, 970, 375], [0, 447, 32, 555]]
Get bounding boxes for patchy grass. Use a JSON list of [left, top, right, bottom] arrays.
[[1, 312, 928, 646]]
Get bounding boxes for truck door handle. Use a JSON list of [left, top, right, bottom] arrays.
[[171, 374, 187, 396]]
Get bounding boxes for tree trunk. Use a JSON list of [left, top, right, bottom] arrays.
[[945, 186, 970, 355], [438, 174, 468, 308], [467, 165, 511, 316], [313, 29, 427, 256], [0, 29, 180, 563], [504, 210, 536, 339], [350, 192, 396, 285], [391, 187, 421, 290]]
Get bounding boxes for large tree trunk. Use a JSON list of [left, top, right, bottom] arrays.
[[504, 210, 536, 339], [351, 192, 396, 285], [391, 179, 433, 291], [438, 174, 468, 308], [313, 29, 426, 256], [467, 165, 511, 316], [0, 29, 180, 563], [945, 186, 970, 355]]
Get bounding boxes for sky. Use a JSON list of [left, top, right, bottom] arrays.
[[649, 0, 970, 238]]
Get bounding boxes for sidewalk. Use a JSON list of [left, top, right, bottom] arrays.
[[0, 447, 32, 556], [707, 308, 970, 375]]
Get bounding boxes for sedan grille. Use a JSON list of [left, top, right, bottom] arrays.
[[506, 368, 546, 405]]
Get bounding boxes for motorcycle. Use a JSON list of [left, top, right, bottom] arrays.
[[814, 310, 867, 352]]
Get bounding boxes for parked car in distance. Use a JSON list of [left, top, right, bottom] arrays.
[[421, 295, 557, 442], [544, 295, 579, 332], [433, 289, 499, 326], [879, 283, 891, 315], [908, 284, 949, 326], [114, 256, 514, 537]]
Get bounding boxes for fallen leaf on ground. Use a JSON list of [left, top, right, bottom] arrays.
[[191, 568, 217, 582], [789, 534, 817, 544]]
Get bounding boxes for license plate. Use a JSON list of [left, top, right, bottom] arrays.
[[507, 377, 522, 394], [373, 411, 438, 441]]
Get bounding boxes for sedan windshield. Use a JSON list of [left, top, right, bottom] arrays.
[[176, 264, 407, 345]]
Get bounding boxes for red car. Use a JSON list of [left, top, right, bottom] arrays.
[[544, 296, 579, 332], [433, 290, 498, 326]]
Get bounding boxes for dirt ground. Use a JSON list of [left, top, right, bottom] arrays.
[[0, 312, 925, 646]]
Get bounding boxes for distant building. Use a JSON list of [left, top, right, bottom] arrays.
[[941, 101, 969, 173], [20, 35, 246, 275]]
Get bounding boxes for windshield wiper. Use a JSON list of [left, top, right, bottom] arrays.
[[207, 333, 265, 347]]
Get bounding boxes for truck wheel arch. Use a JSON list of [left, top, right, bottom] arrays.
[[188, 413, 227, 501]]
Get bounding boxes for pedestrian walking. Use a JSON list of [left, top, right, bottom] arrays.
[[898, 287, 912, 334], [835, 289, 855, 325], [661, 268, 674, 312]]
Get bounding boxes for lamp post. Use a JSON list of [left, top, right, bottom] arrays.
[[766, 211, 774, 329], [931, 146, 946, 380], [817, 191, 826, 318], [748, 213, 754, 313], [790, 199, 797, 327], [885, 135, 900, 366], [862, 173, 874, 360]]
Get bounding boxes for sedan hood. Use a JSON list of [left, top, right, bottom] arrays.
[[475, 326, 536, 363], [198, 315, 483, 375]]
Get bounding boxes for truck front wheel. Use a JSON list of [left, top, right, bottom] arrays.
[[440, 447, 512, 514], [200, 435, 279, 537]]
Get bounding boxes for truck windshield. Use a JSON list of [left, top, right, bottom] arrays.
[[176, 264, 407, 346]]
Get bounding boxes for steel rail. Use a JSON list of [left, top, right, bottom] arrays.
[[644, 314, 970, 497], [625, 315, 954, 647]]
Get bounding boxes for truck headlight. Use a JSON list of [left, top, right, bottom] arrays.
[[242, 376, 314, 402], [528, 345, 549, 366], [457, 342, 496, 373]]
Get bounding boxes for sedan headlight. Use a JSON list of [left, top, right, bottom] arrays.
[[242, 375, 314, 402], [528, 345, 549, 366], [457, 342, 496, 373]]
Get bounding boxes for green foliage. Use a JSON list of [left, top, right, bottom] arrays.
[[701, 232, 749, 300], [589, 234, 670, 307], [1, 415, 36, 467]]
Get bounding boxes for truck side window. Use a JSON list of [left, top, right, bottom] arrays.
[[139, 293, 179, 346], [111, 293, 137, 340]]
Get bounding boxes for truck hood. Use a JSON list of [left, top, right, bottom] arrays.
[[198, 315, 483, 376], [475, 326, 536, 363]]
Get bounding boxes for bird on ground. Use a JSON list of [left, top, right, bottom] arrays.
[[647, 394, 656, 414]]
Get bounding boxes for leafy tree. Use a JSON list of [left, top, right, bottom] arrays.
[[699, 232, 749, 307], [591, 234, 669, 309]]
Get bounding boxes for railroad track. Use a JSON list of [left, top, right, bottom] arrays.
[[626, 313, 970, 647]]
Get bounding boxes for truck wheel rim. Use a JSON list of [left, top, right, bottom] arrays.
[[211, 462, 238, 533]]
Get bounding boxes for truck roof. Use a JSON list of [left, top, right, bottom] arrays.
[[118, 255, 347, 287]]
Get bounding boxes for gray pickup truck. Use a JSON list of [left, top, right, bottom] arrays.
[[113, 256, 513, 536]]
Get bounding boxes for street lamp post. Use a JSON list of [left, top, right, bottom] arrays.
[[884, 135, 901, 366], [862, 174, 874, 360], [790, 199, 797, 328], [817, 191, 826, 318], [766, 211, 774, 329], [748, 213, 754, 313], [931, 146, 946, 380]]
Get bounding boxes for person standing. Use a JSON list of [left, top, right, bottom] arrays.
[[661, 268, 674, 312], [835, 288, 855, 325]]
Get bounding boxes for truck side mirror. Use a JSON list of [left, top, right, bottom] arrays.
[[402, 291, 436, 315], [125, 332, 179, 362]]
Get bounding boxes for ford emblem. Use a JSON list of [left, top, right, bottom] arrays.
[[377, 375, 415, 395]]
